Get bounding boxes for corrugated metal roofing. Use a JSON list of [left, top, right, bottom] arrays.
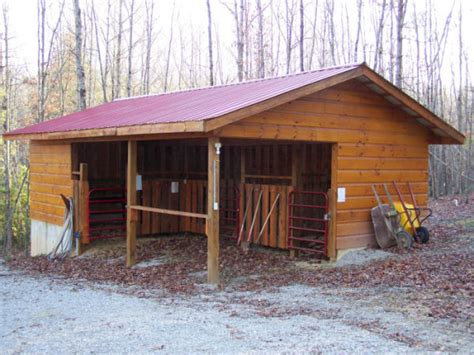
[[5, 63, 361, 136]]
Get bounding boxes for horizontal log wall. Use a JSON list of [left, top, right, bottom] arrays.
[[30, 141, 73, 225], [217, 79, 431, 250]]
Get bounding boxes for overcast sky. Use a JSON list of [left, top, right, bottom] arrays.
[[3, 0, 474, 82]]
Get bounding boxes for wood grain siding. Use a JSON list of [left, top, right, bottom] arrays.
[[217, 80, 431, 250], [30, 141, 72, 225]]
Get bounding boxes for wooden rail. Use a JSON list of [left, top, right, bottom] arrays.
[[130, 205, 208, 219]]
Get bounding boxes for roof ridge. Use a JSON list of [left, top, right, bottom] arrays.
[[115, 62, 364, 102]]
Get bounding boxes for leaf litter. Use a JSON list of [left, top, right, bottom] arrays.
[[7, 195, 474, 327]]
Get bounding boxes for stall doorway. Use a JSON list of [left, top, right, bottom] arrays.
[[221, 140, 332, 256]]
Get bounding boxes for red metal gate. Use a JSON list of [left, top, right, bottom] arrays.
[[87, 187, 127, 240], [288, 190, 329, 256]]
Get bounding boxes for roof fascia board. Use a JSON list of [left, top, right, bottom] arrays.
[[4, 121, 205, 141], [203, 67, 365, 132], [361, 67, 465, 144]]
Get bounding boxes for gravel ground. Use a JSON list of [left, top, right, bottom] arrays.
[[1, 260, 472, 354]]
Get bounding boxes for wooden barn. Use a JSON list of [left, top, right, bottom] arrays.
[[4, 63, 464, 283]]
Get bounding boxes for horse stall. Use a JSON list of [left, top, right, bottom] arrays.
[[71, 139, 334, 258]]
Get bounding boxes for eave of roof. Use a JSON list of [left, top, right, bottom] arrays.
[[3, 63, 465, 144]]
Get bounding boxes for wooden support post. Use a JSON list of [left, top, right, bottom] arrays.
[[290, 145, 299, 258], [291, 145, 299, 188], [328, 143, 338, 260], [79, 163, 89, 249], [126, 140, 138, 267], [327, 188, 337, 260], [240, 146, 245, 184], [239, 146, 246, 244], [207, 137, 220, 284]]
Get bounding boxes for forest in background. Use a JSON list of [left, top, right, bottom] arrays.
[[0, 0, 472, 252]]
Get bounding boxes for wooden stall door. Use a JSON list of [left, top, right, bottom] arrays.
[[239, 183, 292, 249]]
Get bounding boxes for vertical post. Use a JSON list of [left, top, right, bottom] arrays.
[[290, 145, 299, 258], [126, 140, 138, 267], [207, 137, 220, 284], [291, 145, 299, 188], [240, 145, 245, 184], [79, 163, 89, 247], [239, 145, 245, 238], [328, 143, 338, 260]]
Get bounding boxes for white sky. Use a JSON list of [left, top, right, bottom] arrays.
[[2, 0, 474, 80]]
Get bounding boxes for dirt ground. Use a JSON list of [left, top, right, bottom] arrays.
[[2, 195, 473, 353]]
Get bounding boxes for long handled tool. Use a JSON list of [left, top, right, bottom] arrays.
[[246, 190, 263, 243], [371, 184, 414, 249], [393, 181, 432, 243], [254, 193, 280, 244], [237, 189, 253, 245]]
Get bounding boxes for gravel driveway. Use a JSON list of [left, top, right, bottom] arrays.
[[1, 260, 471, 354]]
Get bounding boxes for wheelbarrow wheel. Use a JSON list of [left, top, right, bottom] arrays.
[[396, 230, 414, 249], [415, 226, 430, 244]]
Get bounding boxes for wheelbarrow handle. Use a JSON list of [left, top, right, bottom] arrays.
[[406, 207, 432, 226]]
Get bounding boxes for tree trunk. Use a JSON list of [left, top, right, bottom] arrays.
[[126, 0, 135, 97], [37, 0, 46, 122], [2, 6, 13, 254], [206, 0, 214, 86], [373, 0, 387, 72], [354, 0, 362, 62], [395, 0, 407, 88], [114, 0, 124, 99], [256, 0, 265, 78], [143, 0, 154, 95], [163, 6, 175, 92], [299, 0, 304, 72], [237, 0, 244, 81], [73, 0, 87, 110], [285, 0, 294, 74]]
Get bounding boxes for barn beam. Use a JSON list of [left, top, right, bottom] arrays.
[[126, 140, 138, 267], [207, 137, 220, 284], [328, 143, 338, 260]]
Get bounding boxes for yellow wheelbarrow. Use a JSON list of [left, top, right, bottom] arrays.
[[391, 181, 432, 244], [371, 184, 414, 249], [371, 183, 432, 249]]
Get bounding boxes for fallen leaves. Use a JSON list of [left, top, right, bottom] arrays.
[[6, 195, 474, 323]]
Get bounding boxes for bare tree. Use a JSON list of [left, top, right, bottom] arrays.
[[395, 0, 407, 88], [37, 0, 45, 122], [299, 0, 304, 71], [2, 5, 12, 254], [92, 1, 108, 102], [353, 0, 362, 62], [36, 0, 65, 122], [113, 0, 124, 99], [207, 0, 214, 86], [163, 5, 175, 92], [324, 0, 336, 66], [373, 0, 387, 72], [307, 0, 319, 70], [256, 0, 265, 78], [142, 0, 154, 95], [284, 0, 295, 74], [126, 0, 135, 97], [73, 0, 86, 110]]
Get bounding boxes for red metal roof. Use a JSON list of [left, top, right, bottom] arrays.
[[5, 63, 361, 136]]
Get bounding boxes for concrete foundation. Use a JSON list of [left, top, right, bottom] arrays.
[[30, 219, 65, 256]]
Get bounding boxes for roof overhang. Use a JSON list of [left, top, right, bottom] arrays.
[[4, 63, 465, 145], [357, 66, 465, 145]]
